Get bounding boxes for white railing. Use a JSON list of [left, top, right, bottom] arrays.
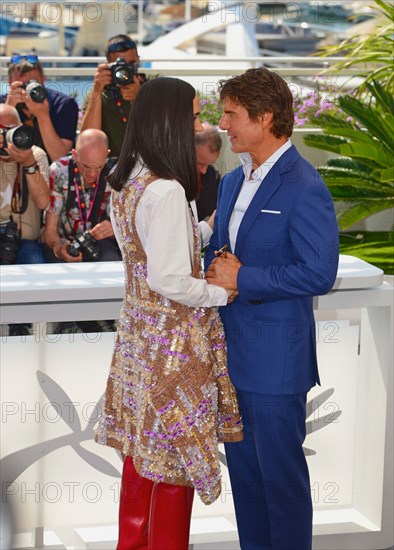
[[0, 55, 361, 78]]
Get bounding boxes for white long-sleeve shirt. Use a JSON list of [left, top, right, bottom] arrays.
[[111, 164, 227, 308]]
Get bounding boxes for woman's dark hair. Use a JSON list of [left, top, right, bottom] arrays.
[[219, 68, 294, 138], [108, 77, 198, 201]]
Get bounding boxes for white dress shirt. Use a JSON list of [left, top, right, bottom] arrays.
[[111, 163, 227, 308], [229, 140, 292, 252]]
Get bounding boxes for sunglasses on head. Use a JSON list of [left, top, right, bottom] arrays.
[[107, 40, 137, 53], [10, 54, 39, 65]]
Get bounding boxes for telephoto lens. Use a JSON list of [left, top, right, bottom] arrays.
[[24, 80, 48, 103], [0, 125, 35, 155]]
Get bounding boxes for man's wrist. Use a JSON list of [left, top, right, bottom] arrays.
[[22, 158, 37, 168], [52, 242, 63, 259], [23, 162, 39, 174], [34, 108, 50, 122]]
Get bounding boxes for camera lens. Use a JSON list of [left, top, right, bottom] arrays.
[[114, 67, 131, 85], [25, 81, 48, 103], [110, 58, 135, 87], [5, 126, 35, 150]]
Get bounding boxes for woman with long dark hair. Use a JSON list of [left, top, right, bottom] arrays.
[[96, 77, 242, 550]]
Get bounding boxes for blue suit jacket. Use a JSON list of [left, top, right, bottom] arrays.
[[205, 145, 339, 395]]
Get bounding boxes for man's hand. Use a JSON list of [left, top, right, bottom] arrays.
[[227, 290, 239, 304], [24, 96, 50, 120], [5, 81, 26, 107], [206, 252, 242, 291], [5, 143, 36, 166], [54, 241, 83, 262], [89, 220, 114, 240], [119, 75, 141, 102], [92, 64, 113, 95]]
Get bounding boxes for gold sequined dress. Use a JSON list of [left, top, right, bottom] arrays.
[[96, 171, 243, 505]]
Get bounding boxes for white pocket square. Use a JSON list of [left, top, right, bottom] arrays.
[[261, 209, 281, 214]]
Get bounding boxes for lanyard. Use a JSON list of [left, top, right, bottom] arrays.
[[73, 164, 101, 232], [112, 89, 128, 124]]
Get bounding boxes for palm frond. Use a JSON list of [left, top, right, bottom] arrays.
[[338, 96, 394, 150], [326, 157, 373, 173], [337, 200, 394, 229], [339, 142, 393, 167], [366, 80, 394, 113], [303, 134, 346, 154], [372, 166, 394, 183]]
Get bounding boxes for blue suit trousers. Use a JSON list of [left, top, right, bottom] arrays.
[[225, 390, 312, 550]]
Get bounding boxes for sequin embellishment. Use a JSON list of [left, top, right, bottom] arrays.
[[96, 171, 243, 505]]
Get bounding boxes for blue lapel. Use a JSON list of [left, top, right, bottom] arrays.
[[234, 145, 300, 258]]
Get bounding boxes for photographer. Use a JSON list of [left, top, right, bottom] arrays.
[[0, 104, 49, 265], [81, 34, 145, 157], [195, 125, 222, 222], [43, 129, 121, 263], [0, 54, 79, 163]]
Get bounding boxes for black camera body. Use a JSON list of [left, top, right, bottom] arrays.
[[66, 231, 101, 262], [0, 217, 20, 265], [22, 80, 48, 103], [0, 125, 35, 156], [108, 58, 138, 87]]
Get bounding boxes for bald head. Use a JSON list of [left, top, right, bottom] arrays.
[[76, 129, 109, 153], [0, 104, 21, 127], [74, 129, 110, 185]]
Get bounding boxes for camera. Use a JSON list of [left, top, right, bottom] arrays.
[[22, 80, 48, 103], [66, 231, 101, 262], [108, 58, 137, 87], [0, 217, 20, 265], [0, 124, 35, 156]]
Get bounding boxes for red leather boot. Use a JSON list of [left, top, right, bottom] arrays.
[[148, 483, 194, 550], [117, 457, 154, 550]]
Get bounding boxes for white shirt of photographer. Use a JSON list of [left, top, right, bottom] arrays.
[[110, 163, 227, 308]]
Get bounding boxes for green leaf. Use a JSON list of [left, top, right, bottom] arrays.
[[322, 127, 381, 145], [326, 158, 373, 173], [337, 200, 394, 229], [310, 114, 353, 129], [303, 134, 346, 154], [327, 186, 389, 199], [372, 166, 394, 183], [339, 142, 393, 167], [338, 96, 394, 150], [339, 230, 394, 274], [367, 80, 394, 113]]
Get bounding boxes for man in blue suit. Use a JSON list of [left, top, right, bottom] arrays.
[[205, 68, 339, 549]]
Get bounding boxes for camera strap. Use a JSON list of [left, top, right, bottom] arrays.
[[111, 89, 128, 124], [11, 164, 29, 216], [66, 158, 108, 233]]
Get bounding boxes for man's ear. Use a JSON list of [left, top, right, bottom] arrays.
[[260, 111, 274, 130], [71, 149, 78, 162], [261, 111, 274, 129]]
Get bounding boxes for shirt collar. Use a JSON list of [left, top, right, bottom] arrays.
[[130, 157, 150, 179], [240, 139, 292, 182]]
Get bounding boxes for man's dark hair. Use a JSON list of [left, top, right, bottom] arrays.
[[219, 68, 294, 138], [8, 59, 44, 80], [105, 34, 138, 60], [108, 77, 198, 202]]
